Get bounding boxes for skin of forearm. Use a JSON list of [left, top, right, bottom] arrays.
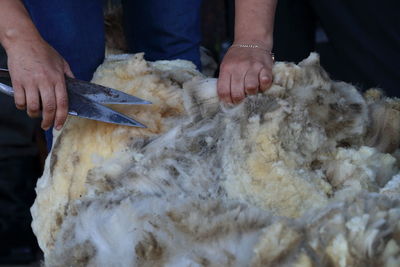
[[0, 0, 43, 52], [234, 0, 277, 50]]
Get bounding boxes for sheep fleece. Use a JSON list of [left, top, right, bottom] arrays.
[[31, 53, 400, 267]]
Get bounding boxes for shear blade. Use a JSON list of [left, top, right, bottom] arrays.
[[67, 77, 152, 105], [68, 91, 146, 128]]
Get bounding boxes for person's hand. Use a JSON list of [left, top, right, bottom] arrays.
[[6, 38, 74, 130], [217, 45, 274, 104]]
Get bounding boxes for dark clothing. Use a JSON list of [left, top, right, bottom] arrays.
[[0, 156, 40, 246], [23, 0, 106, 81], [0, 52, 39, 261], [274, 0, 400, 96], [122, 0, 203, 70], [0, 95, 39, 160]]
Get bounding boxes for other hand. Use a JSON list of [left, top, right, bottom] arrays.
[[217, 45, 274, 104]]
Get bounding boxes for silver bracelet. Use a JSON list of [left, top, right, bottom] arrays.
[[230, 44, 275, 61]]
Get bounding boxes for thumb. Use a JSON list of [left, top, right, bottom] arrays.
[[64, 61, 75, 78]]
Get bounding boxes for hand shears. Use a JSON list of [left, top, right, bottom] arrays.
[[0, 68, 150, 128]]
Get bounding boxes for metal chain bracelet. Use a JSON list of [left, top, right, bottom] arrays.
[[230, 44, 275, 62]]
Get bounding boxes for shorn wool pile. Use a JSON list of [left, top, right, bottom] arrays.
[[31, 53, 400, 266]]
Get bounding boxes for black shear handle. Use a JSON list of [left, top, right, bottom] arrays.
[[0, 68, 10, 78], [0, 68, 11, 87]]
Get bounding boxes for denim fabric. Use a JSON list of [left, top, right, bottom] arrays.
[[122, 0, 203, 70], [22, 0, 105, 150], [22, 0, 105, 81]]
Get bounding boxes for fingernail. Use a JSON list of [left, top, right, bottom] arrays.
[[55, 125, 62, 131]]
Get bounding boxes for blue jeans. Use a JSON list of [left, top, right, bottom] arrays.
[[122, 0, 203, 70], [23, 0, 202, 150], [23, 0, 105, 81]]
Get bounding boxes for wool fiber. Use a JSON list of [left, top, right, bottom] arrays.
[[32, 53, 400, 266]]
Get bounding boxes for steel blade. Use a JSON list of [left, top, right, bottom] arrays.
[[66, 77, 152, 105], [0, 69, 13, 97], [68, 91, 146, 128], [0, 82, 14, 97]]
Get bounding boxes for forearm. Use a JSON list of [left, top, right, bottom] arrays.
[[234, 0, 277, 50], [0, 0, 43, 52]]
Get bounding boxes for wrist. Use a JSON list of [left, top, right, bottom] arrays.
[[1, 26, 43, 53], [233, 36, 273, 51]]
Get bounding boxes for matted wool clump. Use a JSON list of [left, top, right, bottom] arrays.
[[32, 53, 400, 266]]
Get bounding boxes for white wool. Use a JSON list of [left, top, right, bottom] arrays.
[[326, 234, 350, 267], [380, 174, 400, 199], [328, 146, 398, 200], [32, 53, 400, 266]]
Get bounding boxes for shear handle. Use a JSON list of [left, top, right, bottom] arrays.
[[0, 68, 10, 78]]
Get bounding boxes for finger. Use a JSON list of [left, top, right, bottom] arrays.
[[12, 82, 26, 110], [54, 80, 69, 130], [64, 61, 75, 78], [39, 86, 56, 130], [244, 69, 260, 96], [230, 72, 246, 104], [259, 68, 273, 92], [217, 72, 233, 104], [25, 86, 41, 118]]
